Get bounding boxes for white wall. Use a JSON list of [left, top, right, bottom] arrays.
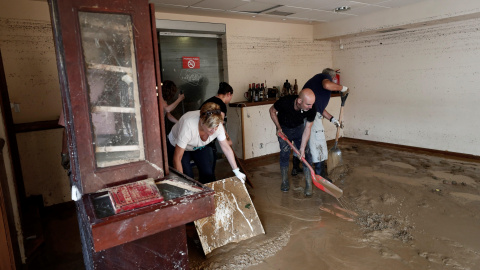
[[334, 18, 480, 156]]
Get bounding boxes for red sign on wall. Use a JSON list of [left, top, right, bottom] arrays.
[[182, 57, 200, 69]]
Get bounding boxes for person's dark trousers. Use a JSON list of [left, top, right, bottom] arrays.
[[277, 125, 312, 168], [206, 140, 218, 178], [291, 156, 302, 176], [167, 140, 216, 184]]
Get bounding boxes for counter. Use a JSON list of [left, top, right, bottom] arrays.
[[228, 100, 279, 160]]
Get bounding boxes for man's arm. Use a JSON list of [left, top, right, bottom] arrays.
[[321, 109, 340, 127], [269, 105, 283, 135], [321, 109, 333, 120], [322, 79, 347, 92], [299, 121, 314, 158]]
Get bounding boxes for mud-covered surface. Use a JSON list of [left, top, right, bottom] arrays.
[[189, 141, 480, 269]]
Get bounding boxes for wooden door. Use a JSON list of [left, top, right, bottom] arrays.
[[49, 0, 165, 194], [0, 139, 15, 270]]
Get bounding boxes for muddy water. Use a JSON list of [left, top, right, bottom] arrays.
[[189, 141, 480, 269]]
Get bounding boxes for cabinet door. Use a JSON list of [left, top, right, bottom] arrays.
[[50, 0, 164, 193]]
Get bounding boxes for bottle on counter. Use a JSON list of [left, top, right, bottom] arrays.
[[254, 83, 259, 102], [282, 79, 291, 96], [245, 83, 252, 101], [259, 83, 264, 101], [293, 79, 298, 95], [249, 84, 255, 102], [264, 80, 268, 100]]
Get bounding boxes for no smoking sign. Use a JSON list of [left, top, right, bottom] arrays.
[[182, 56, 200, 69]]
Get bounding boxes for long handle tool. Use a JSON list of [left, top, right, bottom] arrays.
[[327, 93, 349, 174], [278, 132, 343, 198]]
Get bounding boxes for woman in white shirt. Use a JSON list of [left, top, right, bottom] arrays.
[[167, 102, 246, 184]]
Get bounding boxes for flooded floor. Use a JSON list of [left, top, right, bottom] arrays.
[[189, 141, 480, 270]]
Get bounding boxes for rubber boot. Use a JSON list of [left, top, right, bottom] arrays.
[[315, 161, 332, 182], [304, 166, 313, 197], [321, 161, 328, 178], [314, 162, 322, 176], [281, 166, 289, 192], [291, 157, 302, 176]]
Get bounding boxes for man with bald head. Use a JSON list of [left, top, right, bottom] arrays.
[[270, 88, 316, 197]]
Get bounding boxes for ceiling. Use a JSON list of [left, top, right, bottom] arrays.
[[150, 0, 426, 24]]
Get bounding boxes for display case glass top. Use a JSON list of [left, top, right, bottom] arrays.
[[50, 0, 164, 193], [79, 12, 145, 168]]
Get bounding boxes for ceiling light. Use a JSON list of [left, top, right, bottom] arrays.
[[334, 6, 351, 12]]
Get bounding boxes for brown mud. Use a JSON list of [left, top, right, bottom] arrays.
[[189, 141, 480, 269]]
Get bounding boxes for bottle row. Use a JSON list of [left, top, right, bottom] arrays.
[[244, 79, 299, 103]]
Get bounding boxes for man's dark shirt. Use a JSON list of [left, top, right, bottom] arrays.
[[273, 95, 316, 129], [303, 73, 332, 114]]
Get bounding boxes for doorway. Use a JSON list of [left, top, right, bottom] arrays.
[[156, 20, 227, 131]]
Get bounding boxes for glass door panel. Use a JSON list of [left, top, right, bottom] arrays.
[[79, 12, 144, 167]]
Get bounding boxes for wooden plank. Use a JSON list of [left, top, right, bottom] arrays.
[[194, 177, 264, 255]]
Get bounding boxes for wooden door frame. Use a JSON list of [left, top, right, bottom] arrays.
[[0, 50, 22, 269]]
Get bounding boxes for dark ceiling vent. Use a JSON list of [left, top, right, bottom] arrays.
[[266, 10, 295, 16], [377, 28, 406, 33]]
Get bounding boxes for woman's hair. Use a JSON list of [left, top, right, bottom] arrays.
[[217, 82, 233, 95], [162, 80, 177, 100], [200, 102, 222, 129]]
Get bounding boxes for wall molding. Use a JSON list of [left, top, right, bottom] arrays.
[[340, 137, 480, 163]]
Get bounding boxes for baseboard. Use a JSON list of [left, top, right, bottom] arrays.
[[237, 137, 480, 165], [241, 152, 280, 167], [337, 137, 480, 163]]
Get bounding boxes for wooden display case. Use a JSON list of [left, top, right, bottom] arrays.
[[48, 0, 214, 268]]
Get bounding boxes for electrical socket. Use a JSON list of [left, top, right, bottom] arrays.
[[365, 130, 369, 135]]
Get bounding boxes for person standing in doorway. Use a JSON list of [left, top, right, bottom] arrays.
[[200, 82, 234, 178], [269, 89, 316, 197], [303, 68, 349, 179], [161, 80, 185, 124]]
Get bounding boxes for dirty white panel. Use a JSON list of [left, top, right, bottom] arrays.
[[17, 129, 71, 206], [194, 177, 264, 255], [227, 107, 243, 159], [243, 104, 279, 159], [334, 18, 480, 156]]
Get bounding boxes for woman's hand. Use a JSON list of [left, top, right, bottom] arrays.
[[232, 168, 246, 183]]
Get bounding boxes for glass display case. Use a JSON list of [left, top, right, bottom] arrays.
[[49, 0, 215, 269]]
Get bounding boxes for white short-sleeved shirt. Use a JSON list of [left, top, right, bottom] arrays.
[[168, 110, 226, 151]]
